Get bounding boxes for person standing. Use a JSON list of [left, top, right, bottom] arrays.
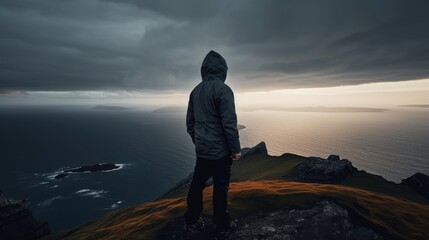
[[184, 50, 241, 239]]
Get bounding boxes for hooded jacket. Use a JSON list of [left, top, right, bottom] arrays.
[[186, 50, 241, 160]]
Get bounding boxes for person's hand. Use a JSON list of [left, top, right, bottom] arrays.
[[231, 152, 241, 161]]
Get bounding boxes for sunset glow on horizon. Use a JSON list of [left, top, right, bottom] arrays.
[[2, 78, 429, 108]]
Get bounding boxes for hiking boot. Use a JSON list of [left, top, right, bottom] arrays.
[[215, 220, 237, 240], [183, 217, 205, 233]]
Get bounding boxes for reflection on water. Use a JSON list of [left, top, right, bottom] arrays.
[[238, 108, 429, 182]]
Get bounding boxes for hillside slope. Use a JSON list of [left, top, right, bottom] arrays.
[[44, 142, 429, 240]]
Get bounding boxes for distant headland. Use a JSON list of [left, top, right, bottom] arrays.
[[240, 106, 390, 112], [92, 105, 134, 111], [152, 106, 186, 113], [400, 104, 429, 108], [152, 105, 390, 113]]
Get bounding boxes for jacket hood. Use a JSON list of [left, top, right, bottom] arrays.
[[201, 50, 228, 82]]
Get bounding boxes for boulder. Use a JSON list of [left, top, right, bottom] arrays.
[[291, 155, 357, 183], [402, 172, 429, 200]]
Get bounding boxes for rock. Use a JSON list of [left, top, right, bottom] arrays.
[[64, 163, 119, 173], [158, 201, 382, 240], [0, 191, 50, 240], [53, 163, 121, 180], [327, 154, 340, 161], [228, 201, 382, 240], [402, 172, 429, 200], [291, 155, 357, 183], [54, 173, 68, 179], [241, 141, 268, 158], [237, 124, 246, 130]]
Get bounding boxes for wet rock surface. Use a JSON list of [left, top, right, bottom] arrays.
[[158, 201, 382, 240], [0, 191, 50, 240], [402, 172, 429, 200], [291, 155, 357, 183]]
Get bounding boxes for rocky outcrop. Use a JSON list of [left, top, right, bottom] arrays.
[[54, 163, 120, 179], [158, 201, 382, 240], [237, 124, 246, 130], [0, 191, 50, 240], [230, 201, 382, 240], [241, 141, 268, 158], [402, 172, 429, 200], [291, 155, 357, 183], [64, 163, 119, 173]]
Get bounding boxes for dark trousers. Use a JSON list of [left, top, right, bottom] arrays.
[[184, 154, 232, 230]]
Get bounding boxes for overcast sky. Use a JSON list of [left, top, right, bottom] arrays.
[[1, 0, 429, 95]]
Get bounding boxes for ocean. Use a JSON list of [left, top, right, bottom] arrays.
[[1, 105, 428, 230]]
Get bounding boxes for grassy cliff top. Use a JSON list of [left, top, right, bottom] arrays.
[[43, 147, 429, 240], [60, 180, 429, 240]]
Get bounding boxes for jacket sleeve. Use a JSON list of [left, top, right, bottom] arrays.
[[186, 92, 195, 143], [217, 85, 241, 154]]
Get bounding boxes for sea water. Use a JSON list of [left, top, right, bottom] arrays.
[[1, 105, 428, 230]]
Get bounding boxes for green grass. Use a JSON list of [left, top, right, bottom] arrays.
[[231, 152, 306, 181], [341, 171, 428, 204]]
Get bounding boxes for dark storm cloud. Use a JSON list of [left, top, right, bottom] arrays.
[[1, 0, 429, 92]]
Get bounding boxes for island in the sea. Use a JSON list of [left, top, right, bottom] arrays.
[[400, 104, 429, 108], [92, 105, 134, 111], [54, 163, 120, 179], [152, 106, 186, 113]]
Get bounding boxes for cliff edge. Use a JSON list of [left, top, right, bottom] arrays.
[[44, 142, 429, 240], [0, 191, 50, 240]]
